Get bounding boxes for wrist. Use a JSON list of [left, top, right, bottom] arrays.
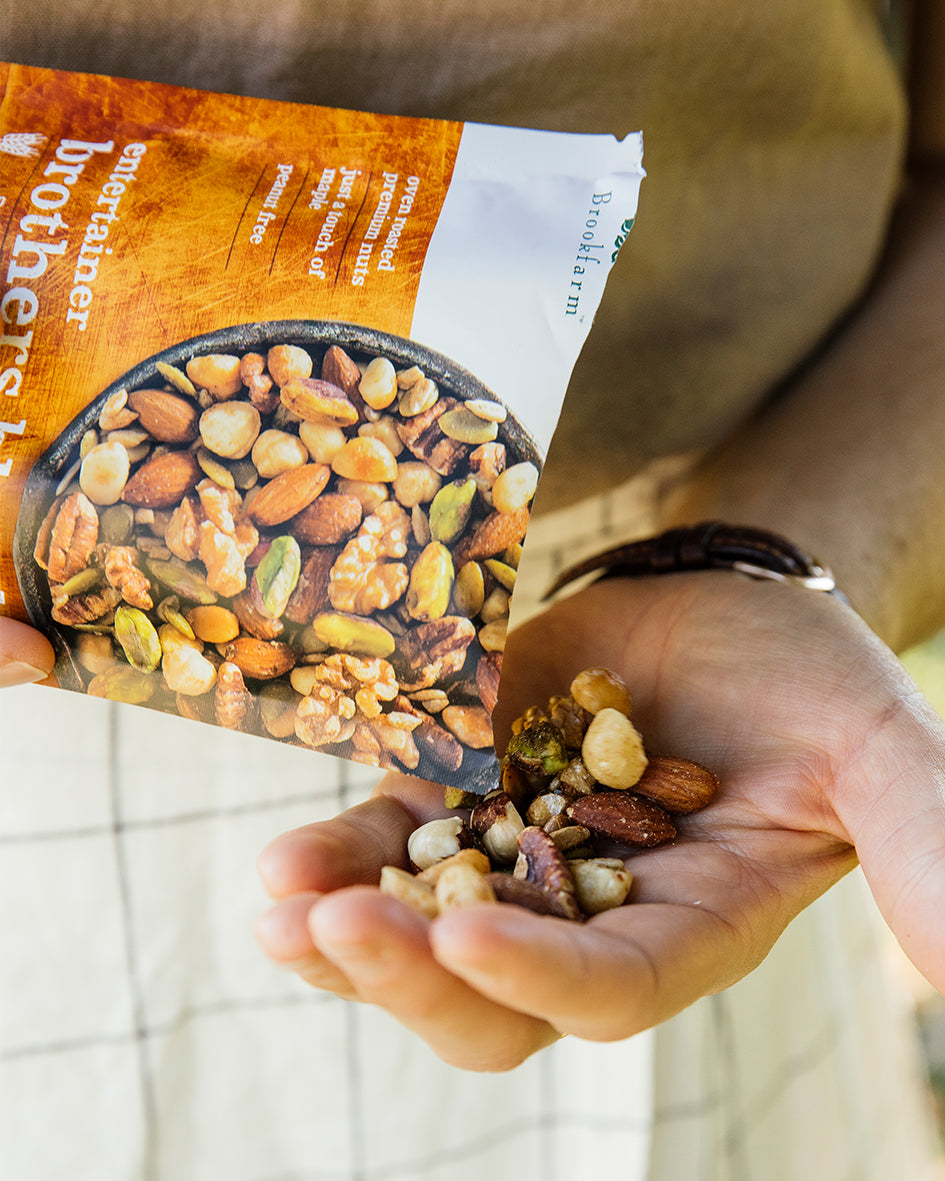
[[656, 480, 909, 649]]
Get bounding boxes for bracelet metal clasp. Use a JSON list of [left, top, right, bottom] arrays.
[[732, 560, 837, 593]]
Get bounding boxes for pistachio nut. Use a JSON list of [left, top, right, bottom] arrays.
[[114, 604, 163, 673], [88, 663, 157, 703], [311, 611, 396, 658], [397, 376, 438, 417], [406, 542, 454, 622], [254, 535, 302, 619], [257, 681, 300, 738], [452, 561, 486, 617], [507, 721, 570, 776], [484, 558, 517, 591], [429, 478, 476, 545], [503, 542, 523, 569], [289, 664, 321, 697]]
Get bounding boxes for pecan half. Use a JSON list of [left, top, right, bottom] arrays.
[[516, 826, 581, 921], [45, 492, 100, 582]]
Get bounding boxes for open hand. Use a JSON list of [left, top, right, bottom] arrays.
[[256, 573, 945, 1070]]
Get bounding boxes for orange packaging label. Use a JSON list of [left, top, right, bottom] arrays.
[[0, 63, 644, 791]]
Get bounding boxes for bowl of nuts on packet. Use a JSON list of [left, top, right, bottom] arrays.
[[15, 319, 542, 791]]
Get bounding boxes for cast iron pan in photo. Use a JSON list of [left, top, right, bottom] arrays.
[[14, 320, 541, 792]]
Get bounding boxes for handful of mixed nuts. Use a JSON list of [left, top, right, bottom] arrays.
[[380, 666, 719, 921]]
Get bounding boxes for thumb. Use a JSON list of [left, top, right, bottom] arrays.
[[0, 617, 56, 688], [838, 679, 945, 994]]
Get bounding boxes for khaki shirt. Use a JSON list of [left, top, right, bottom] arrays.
[[5, 0, 907, 508]]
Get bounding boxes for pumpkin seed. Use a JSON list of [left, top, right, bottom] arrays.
[[156, 361, 198, 397], [147, 557, 218, 604], [438, 407, 498, 445], [156, 595, 196, 638]]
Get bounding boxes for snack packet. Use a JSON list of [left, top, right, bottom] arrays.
[[0, 63, 644, 791]]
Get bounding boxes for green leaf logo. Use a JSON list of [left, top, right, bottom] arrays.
[[611, 217, 635, 262]]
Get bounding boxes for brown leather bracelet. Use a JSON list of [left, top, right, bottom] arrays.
[[543, 521, 850, 605]]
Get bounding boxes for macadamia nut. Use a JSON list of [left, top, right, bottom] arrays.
[[581, 708, 648, 789], [199, 402, 261, 459], [79, 440, 131, 505], [358, 356, 398, 409], [186, 354, 242, 400], [491, 462, 538, 515]]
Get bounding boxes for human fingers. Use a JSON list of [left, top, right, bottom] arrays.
[[429, 832, 853, 1041], [0, 617, 55, 687], [257, 788, 424, 900], [255, 891, 358, 999], [257, 773, 459, 899], [307, 886, 559, 1070]]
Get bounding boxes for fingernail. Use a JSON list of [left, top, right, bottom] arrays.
[[0, 660, 51, 688]]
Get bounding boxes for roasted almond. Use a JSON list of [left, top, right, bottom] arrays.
[[634, 756, 720, 814], [453, 506, 530, 565], [246, 463, 331, 526], [292, 492, 363, 545], [321, 345, 363, 398], [283, 548, 334, 625], [413, 716, 464, 773], [475, 651, 502, 714], [122, 450, 201, 508], [231, 588, 285, 640], [566, 791, 676, 848], [127, 389, 199, 444], [223, 636, 297, 680]]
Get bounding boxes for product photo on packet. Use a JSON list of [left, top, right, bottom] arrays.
[[4, 1, 945, 1177], [0, 62, 645, 792]]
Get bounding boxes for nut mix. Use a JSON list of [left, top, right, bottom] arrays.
[[380, 666, 719, 921], [30, 334, 540, 783]]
